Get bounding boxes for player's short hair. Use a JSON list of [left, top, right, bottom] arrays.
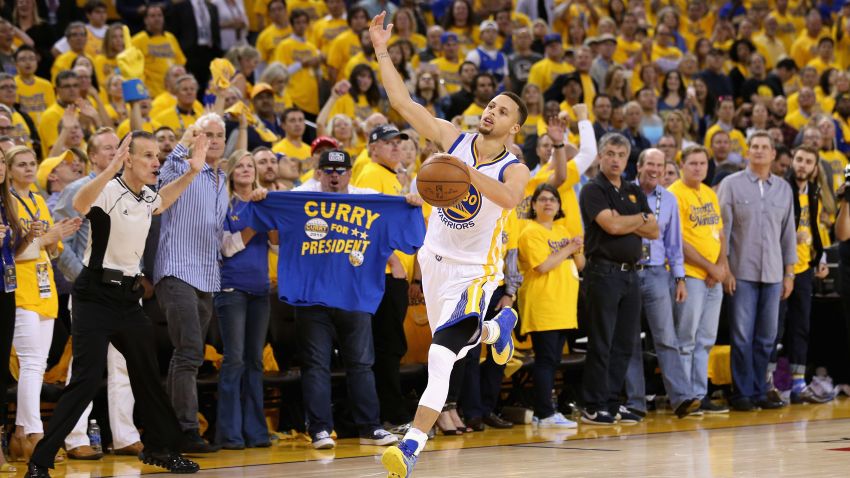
[[497, 91, 528, 127]]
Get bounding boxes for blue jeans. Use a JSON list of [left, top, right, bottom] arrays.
[[674, 277, 723, 400], [625, 267, 692, 411], [729, 280, 782, 401], [295, 305, 380, 436], [213, 290, 270, 446]]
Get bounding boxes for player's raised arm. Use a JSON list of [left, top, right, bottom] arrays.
[[370, 12, 460, 150]]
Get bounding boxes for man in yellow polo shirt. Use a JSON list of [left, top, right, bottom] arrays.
[[131, 4, 186, 98], [272, 108, 312, 164], [351, 123, 414, 427], [39, 70, 82, 158], [152, 74, 202, 137], [667, 145, 729, 415], [429, 32, 463, 93], [309, 0, 348, 58]]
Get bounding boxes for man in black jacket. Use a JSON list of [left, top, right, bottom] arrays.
[[166, 0, 221, 99], [768, 145, 829, 404]]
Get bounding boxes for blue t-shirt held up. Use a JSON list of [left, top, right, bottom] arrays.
[[221, 198, 270, 296], [244, 192, 426, 314]]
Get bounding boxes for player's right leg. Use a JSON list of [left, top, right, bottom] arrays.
[[482, 307, 518, 365]]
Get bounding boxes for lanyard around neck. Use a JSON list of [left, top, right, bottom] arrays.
[[10, 188, 39, 220]]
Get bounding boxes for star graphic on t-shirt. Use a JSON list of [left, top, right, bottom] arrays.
[[359, 231, 368, 240], [351, 228, 360, 238]]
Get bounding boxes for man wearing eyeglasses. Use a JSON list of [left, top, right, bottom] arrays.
[[38, 71, 80, 159], [289, 150, 400, 449]]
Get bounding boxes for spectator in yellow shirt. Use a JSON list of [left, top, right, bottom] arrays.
[[272, 108, 312, 163], [441, 0, 478, 56], [429, 32, 463, 94], [309, 0, 348, 57], [806, 37, 840, 76], [341, 29, 380, 82], [93, 23, 124, 90], [51, 22, 90, 82], [14, 46, 54, 125], [790, 9, 828, 68], [326, 6, 370, 84], [152, 74, 203, 137], [131, 5, 187, 98], [517, 183, 584, 427], [528, 34, 575, 94], [272, 9, 321, 116], [785, 87, 817, 130], [256, 0, 292, 64], [329, 65, 385, 124]]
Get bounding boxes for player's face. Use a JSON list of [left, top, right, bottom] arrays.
[[129, 137, 161, 184], [318, 166, 351, 193], [478, 95, 520, 137]]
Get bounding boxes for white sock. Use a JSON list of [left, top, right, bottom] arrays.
[[482, 320, 500, 344], [402, 427, 429, 456]]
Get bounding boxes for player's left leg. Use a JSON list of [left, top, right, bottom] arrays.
[[382, 317, 479, 478]]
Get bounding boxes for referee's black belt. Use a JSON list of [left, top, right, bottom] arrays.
[[589, 258, 645, 272]]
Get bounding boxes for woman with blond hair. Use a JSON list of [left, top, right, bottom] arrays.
[[5, 146, 80, 461], [93, 23, 126, 88], [0, 148, 23, 472], [215, 149, 276, 448]]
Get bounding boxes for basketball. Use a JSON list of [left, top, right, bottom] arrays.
[[416, 154, 471, 208]]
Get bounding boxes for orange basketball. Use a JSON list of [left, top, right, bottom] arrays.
[[416, 154, 471, 208]]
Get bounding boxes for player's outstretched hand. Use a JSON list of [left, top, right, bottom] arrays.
[[405, 192, 423, 207], [369, 11, 393, 51]]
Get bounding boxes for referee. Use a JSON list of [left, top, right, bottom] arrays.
[[25, 131, 207, 478], [578, 132, 659, 425]]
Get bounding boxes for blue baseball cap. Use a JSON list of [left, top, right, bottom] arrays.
[[440, 32, 459, 44], [544, 33, 563, 46]]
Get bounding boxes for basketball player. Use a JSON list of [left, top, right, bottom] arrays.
[[370, 12, 531, 478]]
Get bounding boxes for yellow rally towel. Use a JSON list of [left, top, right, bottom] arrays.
[[707, 345, 732, 386], [116, 46, 145, 79], [226, 102, 280, 143], [210, 58, 235, 90]]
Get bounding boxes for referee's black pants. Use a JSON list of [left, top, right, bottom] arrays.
[[581, 260, 642, 414], [30, 268, 184, 468]]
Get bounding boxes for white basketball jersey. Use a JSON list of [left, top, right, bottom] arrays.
[[424, 133, 520, 273]]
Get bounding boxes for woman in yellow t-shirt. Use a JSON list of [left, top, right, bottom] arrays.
[[442, 0, 478, 56], [517, 183, 584, 427], [104, 74, 128, 126], [93, 23, 124, 89], [5, 146, 80, 460], [329, 64, 385, 125]]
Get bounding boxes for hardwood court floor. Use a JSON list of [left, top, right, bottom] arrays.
[[49, 396, 850, 477]]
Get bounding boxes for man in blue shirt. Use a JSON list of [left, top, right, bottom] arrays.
[[623, 149, 699, 420], [286, 150, 408, 449], [154, 114, 265, 453]]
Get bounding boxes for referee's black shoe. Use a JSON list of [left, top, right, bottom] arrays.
[[24, 462, 51, 478], [139, 450, 200, 473], [180, 429, 221, 453]]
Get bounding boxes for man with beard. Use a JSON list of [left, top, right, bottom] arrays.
[[253, 146, 280, 191], [767, 146, 828, 404]]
